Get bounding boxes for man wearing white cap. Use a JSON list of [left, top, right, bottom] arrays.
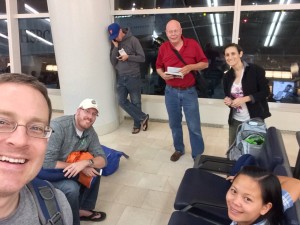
[[43, 98, 107, 225]]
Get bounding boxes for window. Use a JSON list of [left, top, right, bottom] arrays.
[[17, 0, 48, 14], [19, 18, 59, 88], [0, 0, 6, 14], [114, 0, 234, 10], [242, 0, 300, 5], [114, 12, 233, 98], [0, 19, 9, 74], [239, 11, 300, 71]]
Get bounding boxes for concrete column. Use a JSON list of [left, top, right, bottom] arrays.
[[47, 0, 119, 135]]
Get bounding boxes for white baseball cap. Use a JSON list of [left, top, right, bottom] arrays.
[[78, 98, 99, 112]]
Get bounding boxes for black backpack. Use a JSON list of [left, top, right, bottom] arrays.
[[27, 178, 65, 225]]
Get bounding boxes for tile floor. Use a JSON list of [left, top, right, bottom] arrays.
[[52, 113, 298, 225]]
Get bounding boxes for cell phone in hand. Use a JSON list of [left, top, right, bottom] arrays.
[[118, 48, 127, 56]]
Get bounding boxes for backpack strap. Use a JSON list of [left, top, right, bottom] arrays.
[[28, 178, 65, 225]]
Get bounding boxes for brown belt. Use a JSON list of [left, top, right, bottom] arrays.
[[167, 85, 194, 90]]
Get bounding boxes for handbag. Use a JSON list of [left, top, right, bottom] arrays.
[[172, 49, 208, 97]]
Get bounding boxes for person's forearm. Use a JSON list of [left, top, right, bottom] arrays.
[[56, 157, 106, 169], [192, 62, 208, 71], [92, 156, 107, 169], [127, 54, 145, 63], [243, 96, 252, 103], [278, 175, 300, 202], [55, 161, 71, 169]]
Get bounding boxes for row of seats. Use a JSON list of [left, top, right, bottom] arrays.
[[168, 127, 300, 225]]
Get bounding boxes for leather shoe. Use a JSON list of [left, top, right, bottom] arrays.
[[132, 127, 140, 134], [170, 151, 184, 162]]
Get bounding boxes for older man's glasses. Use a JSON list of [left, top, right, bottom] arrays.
[[0, 118, 53, 139]]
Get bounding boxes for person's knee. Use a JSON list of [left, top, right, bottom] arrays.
[[188, 122, 201, 133], [59, 181, 80, 200], [118, 98, 128, 107]]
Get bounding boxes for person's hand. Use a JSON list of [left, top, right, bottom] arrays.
[[161, 72, 174, 80], [224, 97, 232, 106], [180, 65, 193, 76], [82, 167, 101, 177], [226, 176, 235, 182], [231, 97, 247, 108], [117, 54, 129, 61], [63, 161, 88, 178], [112, 40, 118, 48]]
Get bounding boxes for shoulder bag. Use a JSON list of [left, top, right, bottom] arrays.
[[172, 49, 208, 97]]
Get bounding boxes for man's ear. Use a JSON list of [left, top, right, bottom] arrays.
[[260, 202, 272, 216], [239, 51, 244, 58], [75, 108, 81, 116]]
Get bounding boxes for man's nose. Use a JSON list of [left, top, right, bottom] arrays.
[[6, 126, 29, 146]]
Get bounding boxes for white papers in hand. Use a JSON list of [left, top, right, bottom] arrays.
[[165, 67, 183, 78]]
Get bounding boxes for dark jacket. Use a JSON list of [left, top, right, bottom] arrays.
[[110, 28, 145, 76], [223, 62, 271, 125]]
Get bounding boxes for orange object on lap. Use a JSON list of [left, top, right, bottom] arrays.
[[66, 151, 95, 188]]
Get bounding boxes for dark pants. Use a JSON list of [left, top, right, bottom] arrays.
[[52, 176, 101, 225], [117, 75, 147, 128]]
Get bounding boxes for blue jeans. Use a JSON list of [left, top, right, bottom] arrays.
[[165, 85, 204, 158], [117, 75, 147, 128], [51, 176, 100, 225]]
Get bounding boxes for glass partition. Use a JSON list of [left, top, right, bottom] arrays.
[[0, 0, 6, 14], [239, 10, 300, 103], [242, 0, 300, 5], [2, 0, 299, 103], [115, 0, 234, 10], [17, 0, 48, 14], [0, 19, 9, 73], [114, 12, 233, 98], [19, 18, 59, 88]]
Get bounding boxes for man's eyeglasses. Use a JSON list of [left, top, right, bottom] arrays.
[[81, 108, 99, 117], [0, 118, 53, 139]]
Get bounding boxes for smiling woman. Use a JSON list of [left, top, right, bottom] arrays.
[[223, 43, 271, 147], [227, 166, 300, 225]]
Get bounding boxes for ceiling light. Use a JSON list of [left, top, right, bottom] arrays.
[[207, 0, 222, 46], [264, 10, 286, 47], [24, 4, 50, 22], [0, 33, 8, 39]]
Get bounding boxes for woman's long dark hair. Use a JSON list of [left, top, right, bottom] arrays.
[[234, 166, 284, 225]]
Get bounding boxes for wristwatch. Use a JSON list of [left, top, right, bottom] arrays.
[[88, 159, 94, 166]]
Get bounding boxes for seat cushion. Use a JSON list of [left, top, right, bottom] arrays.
[[168, 211, 226, 225], [174, 168, 230, 220]]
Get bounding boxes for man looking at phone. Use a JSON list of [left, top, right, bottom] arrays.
[[108, 23, 149, 134]]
